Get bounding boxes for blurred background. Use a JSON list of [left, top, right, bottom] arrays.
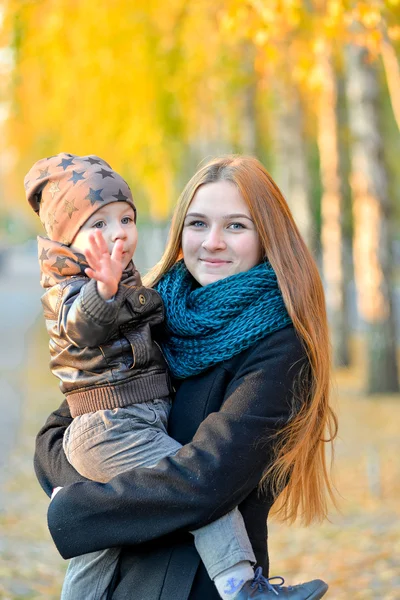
[[0, 0, 400, 598]]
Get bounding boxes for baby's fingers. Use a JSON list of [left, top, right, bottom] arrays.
[[84, 267, 97, 280], [85, 267, 110, 285], [85, 247, 101, 271], [84, 233, 100, 262], [94, 230, 110, 255], [111, 240, 124, 264], [86, 231, 107, 258]]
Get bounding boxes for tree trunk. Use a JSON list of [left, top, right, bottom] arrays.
[[273, 82, 315, 252], [316, 42, 350, 367], [345, 44, 399, 394], [240, 44, 258, 156], [380, 33, 400, 133], [377, 6, 400, 133]]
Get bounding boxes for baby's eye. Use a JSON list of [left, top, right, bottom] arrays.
[[228, 222, 245, 230], [121, 216, 133, 224], [92, 220, 105, 229]]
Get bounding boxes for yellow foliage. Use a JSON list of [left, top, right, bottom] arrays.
[[2, 0, 398, 223], [4, 0, 255, 221], [388, 24, 400, 39], [3, 0, 213, 219]]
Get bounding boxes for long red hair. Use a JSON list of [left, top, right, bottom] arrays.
[[144, 155, 337, 524]]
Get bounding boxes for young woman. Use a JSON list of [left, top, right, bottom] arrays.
[[34, 155, 337, 600]]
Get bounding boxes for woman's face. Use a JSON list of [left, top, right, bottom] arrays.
[[181, 180, 263, 286]]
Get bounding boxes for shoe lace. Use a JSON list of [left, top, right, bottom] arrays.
[[250, 567, 286, 596]]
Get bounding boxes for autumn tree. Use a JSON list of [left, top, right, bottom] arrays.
[[222, 0, 350, 361], [345, 42, 399, 393]]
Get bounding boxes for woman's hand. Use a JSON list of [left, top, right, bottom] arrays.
[[84, 230, 124, 300]]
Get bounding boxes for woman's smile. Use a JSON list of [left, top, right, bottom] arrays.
[[200, 258, 232, 265]]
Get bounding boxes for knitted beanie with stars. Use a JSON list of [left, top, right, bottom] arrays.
[[25, 153, 136, 245]]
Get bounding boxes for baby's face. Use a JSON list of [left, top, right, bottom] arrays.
[[72, 201, 137, 269]]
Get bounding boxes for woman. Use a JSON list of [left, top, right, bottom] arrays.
[[34, 155, 337, 600]]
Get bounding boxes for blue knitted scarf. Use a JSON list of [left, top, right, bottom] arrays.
[[155, 260, 292, 379]]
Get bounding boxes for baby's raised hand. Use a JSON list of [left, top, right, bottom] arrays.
[[84, 230, 124, 300]]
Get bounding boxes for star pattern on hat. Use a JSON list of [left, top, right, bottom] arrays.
[[57, 157, 75, 170], [113, 189, 129, 202], [24, 180, 30, 190], [42, 275, 51, 287], [52, 256, 69, 274], [69, 170, 86, 185], [85, 188, 104, 205], [84, 157, 102, 165], [49, 181, 61, 199], [37, 167, 50, 180], [96, 168, 115, 179], [39, 247, 49, 265], [63, 198, 79, 219], [47, 210, 59, 232]]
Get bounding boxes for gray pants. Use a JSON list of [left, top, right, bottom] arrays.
[[61, 399, 255, 600]]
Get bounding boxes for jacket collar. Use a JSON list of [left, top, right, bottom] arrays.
[[37, 236, 138, 289]]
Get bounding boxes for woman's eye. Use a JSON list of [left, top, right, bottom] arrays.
[[189, 220, 206, 228], [93, 221, 105, 229], [228, 222, 245, 230], [121, 217, 133, 224]]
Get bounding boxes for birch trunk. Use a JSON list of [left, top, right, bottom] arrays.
[[240, 44, 258, 156], [345, 44, 399, 393], [273, 83, 314, 252], [376, 2, 400, 133], [241, 78, 258, 156], [380, 33, 400, 133], [316, 42, 350, 367]]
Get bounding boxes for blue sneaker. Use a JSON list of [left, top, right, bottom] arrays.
[[234, 568, 328, 599]]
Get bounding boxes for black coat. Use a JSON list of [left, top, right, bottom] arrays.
[[34, 325, 307, 600]]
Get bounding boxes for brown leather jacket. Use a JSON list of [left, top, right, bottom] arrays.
[[39, 239, 171, 417]]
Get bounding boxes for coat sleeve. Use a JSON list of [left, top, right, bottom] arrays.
[[52, 279, 163, 348], [34, 399, 88, 497], [44, 326, 308, 559], [53, 278, 125, 348]]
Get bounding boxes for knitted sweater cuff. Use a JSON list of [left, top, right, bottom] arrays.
[[80, 278, 122, 323]]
